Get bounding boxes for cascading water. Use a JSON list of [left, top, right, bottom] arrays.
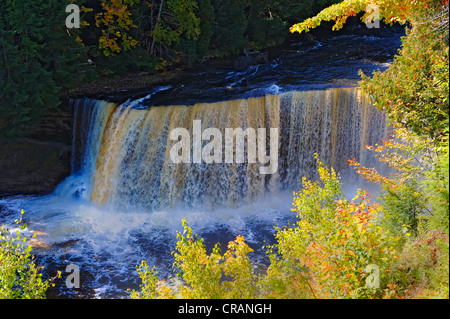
[[0, 87, 389, 298], [64, 87, 386, 213]]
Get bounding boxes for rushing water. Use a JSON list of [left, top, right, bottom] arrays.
[[0, 30, 402, 298], [70, 88, 386, 212]]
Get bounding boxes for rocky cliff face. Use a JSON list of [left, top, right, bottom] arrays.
[[0, 106, 73, 196]]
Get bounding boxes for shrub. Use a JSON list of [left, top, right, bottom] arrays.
[[0, 210, 53, 299], [388, 229, 449, 298], [130, 156, 401, 299], [261, 155, 400, 299], [349, 127, 436, 240], [129, 218, 258, 299], [350, 129, 449, 298]]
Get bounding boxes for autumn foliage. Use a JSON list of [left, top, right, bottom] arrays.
[[261, 156, 400, 299], [289, 0, 440, 34], [290, 0, 449, 142], [96, 0, 139, 56], [129, 218, 257, 299], [130, 157, 402, 299]]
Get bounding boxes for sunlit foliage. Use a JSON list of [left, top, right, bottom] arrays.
[[0, 210, 57, 298]]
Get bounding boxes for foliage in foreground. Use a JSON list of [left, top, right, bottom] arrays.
[[130, 154, 409, 299], [130, 119, 449, 299], [260, 156, 399, 299], [130, 219, 257, 299], [350, 128, 449, 298], [0, 210, 52, 299]]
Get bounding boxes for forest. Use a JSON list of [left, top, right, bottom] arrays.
[[0, 0, 449, 301], [0, 0, 340, 137]]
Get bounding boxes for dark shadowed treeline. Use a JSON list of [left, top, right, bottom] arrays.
[[0, 0, 339, 137]]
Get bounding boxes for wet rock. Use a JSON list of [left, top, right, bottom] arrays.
[[28, 109, 73, 144], [29, 231, 51, 250], [0, 138, 71, 195], [0, 105, 73, 196], [233, 50, 269, 70]]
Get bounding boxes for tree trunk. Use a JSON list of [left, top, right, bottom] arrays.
[[150, 0, 164, 55]]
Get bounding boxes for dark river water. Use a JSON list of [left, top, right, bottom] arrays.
[[102, 24, 404, 107]]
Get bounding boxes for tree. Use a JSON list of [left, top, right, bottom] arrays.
[[289, 0, 449, 142], [130, 0, 200, 61], [79, 0, 346, 67], [174, 0, 215, 63], [0, 210, 58, 298], [129, 218, 258, 299], [261, 155, 399, 299], [348, 127, 436, 239], [0, 0, 90, 137], [289, 0, 438, 33], [349, 128, 449, 298], [245, 0, 321, 49], [130, 157, 400, 299], [195, 0, 215, 57], [210, 0, 250, 56], [96, 0, 139, 56], [359, 20, 448, 141]]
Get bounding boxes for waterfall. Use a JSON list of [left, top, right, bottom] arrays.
[[67, 87, 388, 212]]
